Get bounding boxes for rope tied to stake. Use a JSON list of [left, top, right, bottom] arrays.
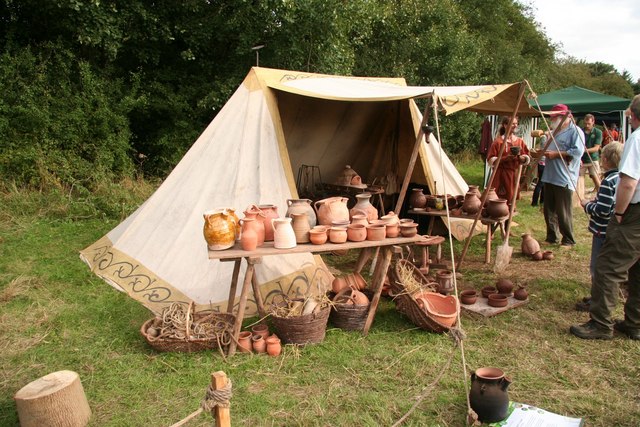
[[201, 379, 233, 413]]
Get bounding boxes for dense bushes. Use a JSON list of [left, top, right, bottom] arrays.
[[0, 44, 139, 189]]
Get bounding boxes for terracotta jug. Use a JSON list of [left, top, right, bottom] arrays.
[[239, 218, 259, 251], [286, 199, 317, 228], [486, 199, 509, 219], [520, 233, 540, 256], [257, 204, 279, 241], [203, 208, 238, 250], [243, 207, 266, 246], [469, 367, 511, 423], [461, 192, 482, 215], [409, 188, 427, 209], [350, 193, 378, 222], [237, 331, 252, 353], [314, 197, 350, 226], [272, 217, 297, 249], [291, 212, 310, 243]]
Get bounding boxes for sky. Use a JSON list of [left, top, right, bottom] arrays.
[[525, 0, 640, 82]]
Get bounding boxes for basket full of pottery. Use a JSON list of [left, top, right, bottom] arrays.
[[268, 295, 331, 345], [389, 259, 459, 333], [328, 272, 373, 331]]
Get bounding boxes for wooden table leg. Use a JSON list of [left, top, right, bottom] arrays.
[[225, 259, 242, 313], [227, 258, 255, 357], [249, 257, 266, 317], [485, 223, 492, 264], [362, 247, 393, 335], [354, 247, 374, 273]]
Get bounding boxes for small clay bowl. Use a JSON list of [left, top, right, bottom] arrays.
[[400, 223, 418, 237], [542, 250, 554, 260], [460, 289, 478, 305], [488, 293, 508, 308], [481, 286, 498, 298]]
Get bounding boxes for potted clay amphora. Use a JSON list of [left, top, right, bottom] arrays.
[[203, 208, 238, 250], [243, 207, 266, 246], [350, 193, 378, 222], [469, 367, 511, 423], [257, 204, 279, 241], [409, 188, 427, 209], [314, 197, 350, 226], [486, 199, 509, 219], [272, 218, 297, 249], [286, 199, 317, 227], [461, 191, 482, 215], [521, 233, 540, 256]]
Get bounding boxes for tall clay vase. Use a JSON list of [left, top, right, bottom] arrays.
[[486, 199, 509, 219], [291, 212, 311, 243], [350, 193, 378, 222], [286, 199, 317, 228], [239, 218, 259, 251], [243, 207, 266, 246], [469, 367, 511, 423], [409, 188, 427, 209], [272, 218, 297, 249], [203, 208, 238, 250], [266, 335, 282, 357], [237, 331, 252, 353], [520, 233, 541, 256], [258, 204, 279, 241], [461, 192, 482, 215]]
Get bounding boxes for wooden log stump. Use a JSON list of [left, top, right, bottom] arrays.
[[14, 370, 91, 427]]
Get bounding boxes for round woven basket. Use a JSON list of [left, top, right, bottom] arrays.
[[329, 289, 373, 331], [140, 311, 236, 353], [271, 305, 330, 345], [390, 259, 456, 333]]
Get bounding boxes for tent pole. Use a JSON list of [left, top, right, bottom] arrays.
[[457, 82, 527, 269], [394, 96, 433, 214]]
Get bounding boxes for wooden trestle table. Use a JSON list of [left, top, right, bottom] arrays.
[[208, 235, 442, 356]]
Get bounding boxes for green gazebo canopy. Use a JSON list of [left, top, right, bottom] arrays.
[[531, 86, 630, 117]]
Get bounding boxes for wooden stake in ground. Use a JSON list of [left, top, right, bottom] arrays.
[[494, 164, 523, 274], [14, 370, 91, 427]]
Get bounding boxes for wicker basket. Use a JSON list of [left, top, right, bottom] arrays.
[[140, 310, 236, 353], [328, 289, 373, 331], [390, 259, 456, 333], [271, 305, 330, 345]]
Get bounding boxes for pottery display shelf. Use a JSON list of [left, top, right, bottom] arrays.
[[208, 235, 430, 356], [408, 209, 509, 264], [460, 295, 528, 317]]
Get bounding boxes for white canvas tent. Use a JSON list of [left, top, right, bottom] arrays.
[[81, 67, 535, 315]]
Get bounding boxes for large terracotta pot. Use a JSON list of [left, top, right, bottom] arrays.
[[286, 199, 317, 228], [203, 208, 238, 250], [469, 367, 511, 423], [520, 233, 540, 256], [350, 193, 378, 222], [314, 197, 350, 226]]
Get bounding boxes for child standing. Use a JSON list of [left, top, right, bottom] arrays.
[[575, 142, 624, 311]]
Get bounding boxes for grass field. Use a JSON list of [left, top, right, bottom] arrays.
[[1, 158, 639, 426]]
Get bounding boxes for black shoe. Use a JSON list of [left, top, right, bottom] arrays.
[[613, 320, 640, 340], [570, 320, 613, 340]]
